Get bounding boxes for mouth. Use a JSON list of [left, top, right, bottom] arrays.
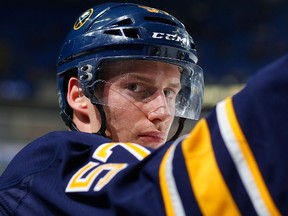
[[138, 131, 166, 148]]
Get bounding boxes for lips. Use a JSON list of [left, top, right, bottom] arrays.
[[138, 131, 166, 148]]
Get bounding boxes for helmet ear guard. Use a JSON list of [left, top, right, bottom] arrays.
[[56, 3, 204, 139]]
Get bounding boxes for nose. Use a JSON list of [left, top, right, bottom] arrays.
[[146, 93, 172, 122]]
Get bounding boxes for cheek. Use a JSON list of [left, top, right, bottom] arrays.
[[105, 106, 143, 143], [105, 104, 141, 133], [109, 106, 141, 126], [104, 85, 132, 109], [166, 116, 175, 131]]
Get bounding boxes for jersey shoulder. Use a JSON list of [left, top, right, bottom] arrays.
[[0, 131, 111, 188]]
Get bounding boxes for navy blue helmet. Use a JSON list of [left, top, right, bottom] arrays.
[[56, 3, 204, 137]]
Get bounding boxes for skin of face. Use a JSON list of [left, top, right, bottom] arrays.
[[96, 60, 181, 148]]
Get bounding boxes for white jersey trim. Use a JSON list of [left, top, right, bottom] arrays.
[[216, 100, 270, 216], [164, 135, 187, 216]]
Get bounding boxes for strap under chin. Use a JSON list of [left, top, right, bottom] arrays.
[[169, 117, 186, 141]]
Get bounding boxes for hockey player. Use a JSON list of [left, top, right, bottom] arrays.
[[0, 3, 287, 215], [56, 3, 204, 149]]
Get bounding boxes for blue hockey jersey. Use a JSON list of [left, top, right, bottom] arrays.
[[0, 53, 288, 215]]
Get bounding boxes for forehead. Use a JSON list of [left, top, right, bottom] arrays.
[[100, 60, 181, 80]]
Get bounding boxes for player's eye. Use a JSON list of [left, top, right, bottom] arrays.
[[164, 89, 173, 98], [164, 87, 180, 99], [127, 83, 143, 93]]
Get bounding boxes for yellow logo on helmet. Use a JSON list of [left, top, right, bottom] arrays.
[[138, 5, 169, 15], [74, 8, 94, 30]]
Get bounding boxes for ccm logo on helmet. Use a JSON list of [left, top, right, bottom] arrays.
[[152, 32, 188, 44]]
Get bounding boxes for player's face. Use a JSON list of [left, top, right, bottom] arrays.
[[95, 60, 181, 148]]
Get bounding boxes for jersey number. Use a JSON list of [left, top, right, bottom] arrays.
[[65, 143, 150, 192]]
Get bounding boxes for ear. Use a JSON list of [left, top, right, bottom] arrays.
[[66, 77, 89, 119], [66, 77, 102, 133]]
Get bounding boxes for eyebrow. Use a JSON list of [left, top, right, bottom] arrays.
[[127, 74, 155, 83], [127, 73, 181, 89]]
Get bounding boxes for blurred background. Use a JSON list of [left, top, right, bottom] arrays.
[[1, 0, 288, 173]]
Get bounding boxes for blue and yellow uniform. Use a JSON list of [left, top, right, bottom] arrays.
[[0, 54, 287, 215]]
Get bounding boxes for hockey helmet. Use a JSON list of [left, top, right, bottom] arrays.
[[56, 3, 204, 137]]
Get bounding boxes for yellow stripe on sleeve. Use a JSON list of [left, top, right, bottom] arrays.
[[181, 119, 241, 216]]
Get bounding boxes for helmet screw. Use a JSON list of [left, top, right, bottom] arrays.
[[178, 52, 185, 60], [151, 47, 161, 56], [79, 64, 93, 81], [80, 73, 89, 80], [81, 65, 89, 71]]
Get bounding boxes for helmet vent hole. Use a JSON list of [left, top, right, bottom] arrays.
[[104, 29, 122, 36], [123, 29, 140, 38], [104, 28, 140, 38], [144, 16, 177, 26], [113, 18, 133, 26]]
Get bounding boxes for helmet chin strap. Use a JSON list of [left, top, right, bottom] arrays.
[[61, 93, 107, 136], [60, 111, 79, 132], [89, 95, 107, 136], [168, 117, 186, 141], [61, 104, 106, 136]]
